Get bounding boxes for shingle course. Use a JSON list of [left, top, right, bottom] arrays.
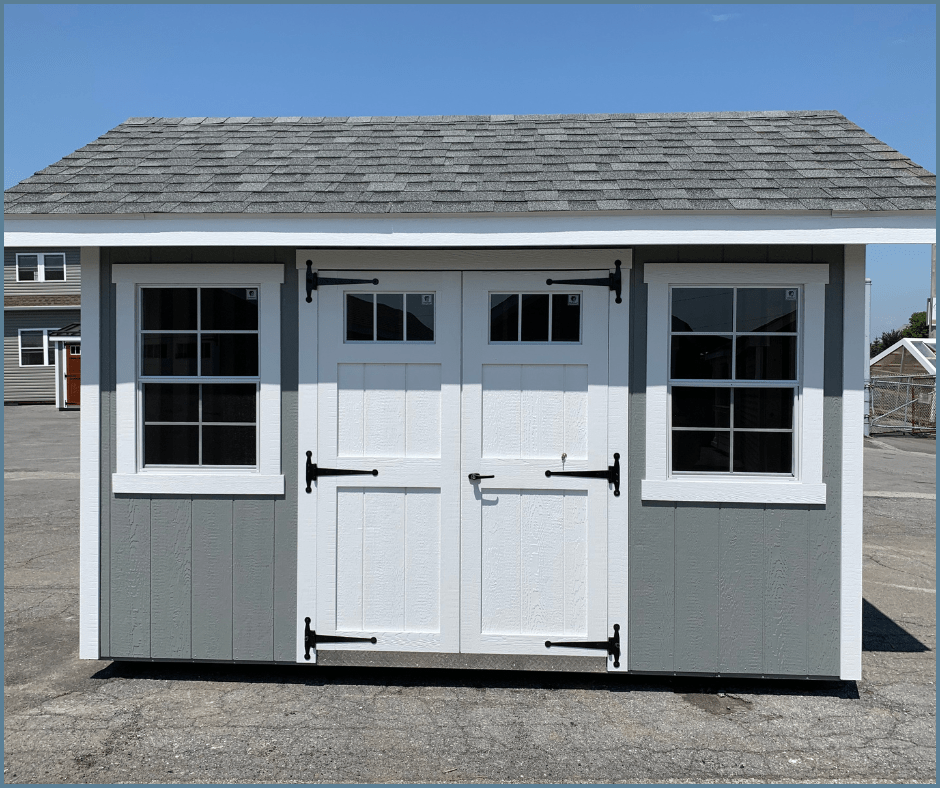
[[4, 111, 934, 214]]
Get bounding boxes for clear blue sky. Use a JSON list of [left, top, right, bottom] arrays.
[[4, 4, 935, 334]]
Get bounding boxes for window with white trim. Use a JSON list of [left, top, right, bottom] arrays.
[[111, 264, 284, 495], [18, 328, 56, 366], [642, 263, 829, 505], [16, 253, 66, 282]]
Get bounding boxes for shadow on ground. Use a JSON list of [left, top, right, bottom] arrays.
[[862, 598, 930, 653]]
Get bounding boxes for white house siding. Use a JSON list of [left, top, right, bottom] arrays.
[[4, 308, 81, 402]]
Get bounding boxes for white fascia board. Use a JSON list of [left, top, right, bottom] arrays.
[[4, 304, 82, 310], [4, 210, 936, 247]]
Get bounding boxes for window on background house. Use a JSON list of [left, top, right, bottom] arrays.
[[18, 329, 55, 366], [16, 253, 66, 282]]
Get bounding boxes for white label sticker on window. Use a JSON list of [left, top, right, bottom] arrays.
[[568, 294, 580, 306], [246, 288, 258, 300], [422, 294, 433, 305], [785, 289, 797, 301]]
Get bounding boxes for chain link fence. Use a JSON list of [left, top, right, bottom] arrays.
[[868, 375, 936, 434]]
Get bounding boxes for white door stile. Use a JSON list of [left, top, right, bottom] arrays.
[[606, 256, 631, 671], [460, 271, 612, 658], [296, 266, 318, 662], [315, 271, 461, 654]]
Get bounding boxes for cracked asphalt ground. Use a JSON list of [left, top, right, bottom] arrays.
[[4, 406, 936, 784]]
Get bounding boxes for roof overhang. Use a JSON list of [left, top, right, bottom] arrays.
[[4, 209, 935, 247]]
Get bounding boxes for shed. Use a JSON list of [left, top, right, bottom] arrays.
[[49, 321, 82, 409], [4, 111, 936, 679]]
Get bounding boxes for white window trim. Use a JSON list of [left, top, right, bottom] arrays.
[[16, 252, 66, 282], [111, 264, 284, 495], [18, 327, 56, 366], [642, 263, 829, 504]]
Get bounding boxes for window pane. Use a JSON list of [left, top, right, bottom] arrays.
[[551, 294, 581, 342], [21, 350, 45, 366], [672, 431, 730, 472], [47, 345, 56, 365], [734, 388, 794, 429], [17, 255, 38, 281], [736, 336, 796, 380], [43, 255, 66, 281], [346, 294, 374, 341], [490, 294, 519, 341], [671, 335, 732, 379], [405, 294, 434, 341], [202, 426, 256, 465], [672, 387, 730, 428], [672, 288, 733, 332], [200, 288, 259, 330], [736, 288, 798, 333], [144, 383, 199, 422], [201, 334, 259, 376], [142, 288, 197, 330], [202, 384, 256, 423], [141, 334, 198, 376], [20, 330, 44, 349], [733, 432, 792, 474], [376, 294, 404, 341], [144, 424, 199, 465], [521, 294, 549, 342]]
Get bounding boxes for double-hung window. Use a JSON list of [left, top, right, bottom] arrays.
[[16, 253, 66, 282], [18, 328, 55, 366], [112, 265, 284, 495], [643, 263, 828, 504]]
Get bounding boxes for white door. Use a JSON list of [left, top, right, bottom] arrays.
[[313, 271, 461, 654], [460, 271, 614, 658]]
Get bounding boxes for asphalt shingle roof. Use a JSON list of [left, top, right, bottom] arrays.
[[4, 111, 935, 215]]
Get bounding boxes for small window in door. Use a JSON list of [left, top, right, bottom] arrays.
[[345, 293, 434, 342], [69, 344, 81, 355], [490, 293, 581, 343]]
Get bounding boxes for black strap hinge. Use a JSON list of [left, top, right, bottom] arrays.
[[305, 451, 378, 493], [305, 260, 379, 303], [545, 624, 621, 667], [545, 453, 620, 496], [304, 617, 377, 660], [546, 260, 622, 304]]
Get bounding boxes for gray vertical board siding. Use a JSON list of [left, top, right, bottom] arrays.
[[674, 503, 719, 672], [718, 505, 765, 673], [100, 251, 296, 663], [629, 246, 843, 677], [233, 499, 276, 661], [4, 247, 82, 296], [274, 252, 298, 662], [192, 500, 235, 660], [109, 497, 152, 657], [150, 499, 193, 659], [3, 308, 81, 401]]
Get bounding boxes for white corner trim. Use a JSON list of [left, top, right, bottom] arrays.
[[643, 262, 828, 503], [113, 264, 283, 495], [841, 246, 866, 681], [5, 210, 936, 248], [641, 479, 827, 504], [112, 473, 284, 495], [79, 247, 100, 660]]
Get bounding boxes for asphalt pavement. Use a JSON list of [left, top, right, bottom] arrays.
[[4, 406, 936, 784]]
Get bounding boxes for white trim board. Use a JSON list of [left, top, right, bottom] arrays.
[[110, 264, 284, 495], [841, 246, 866, 681], [5, 210, 935, 247], [78, 247, 100, 659]]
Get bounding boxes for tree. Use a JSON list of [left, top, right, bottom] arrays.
[[869, 311, 929, 357], [904, 311, 928, 339]]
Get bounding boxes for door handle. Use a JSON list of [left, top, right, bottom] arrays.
[[468, 473, 495, 482]]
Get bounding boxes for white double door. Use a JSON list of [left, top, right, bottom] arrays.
[[306, 269, 622, 662]]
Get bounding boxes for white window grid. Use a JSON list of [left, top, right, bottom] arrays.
[[487, 290, 583, 344], [18, 328, 56, 366], [15, 253, 66, 282], [138, 286, 261, 470], [344, 291, 437, 343], [667, 284, 803, 478]]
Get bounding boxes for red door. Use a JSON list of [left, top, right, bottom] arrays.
[[65, 344, 81, 407]]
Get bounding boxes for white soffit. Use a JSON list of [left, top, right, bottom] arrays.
[[4, 211, 936, 247]]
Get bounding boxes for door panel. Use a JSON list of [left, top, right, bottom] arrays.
[[315, 271, 461, 654], [461, 271, 610, 657]]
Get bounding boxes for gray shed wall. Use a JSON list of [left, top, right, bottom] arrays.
[[99, 247, 298, 662], [627, 245, 843, 677]]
